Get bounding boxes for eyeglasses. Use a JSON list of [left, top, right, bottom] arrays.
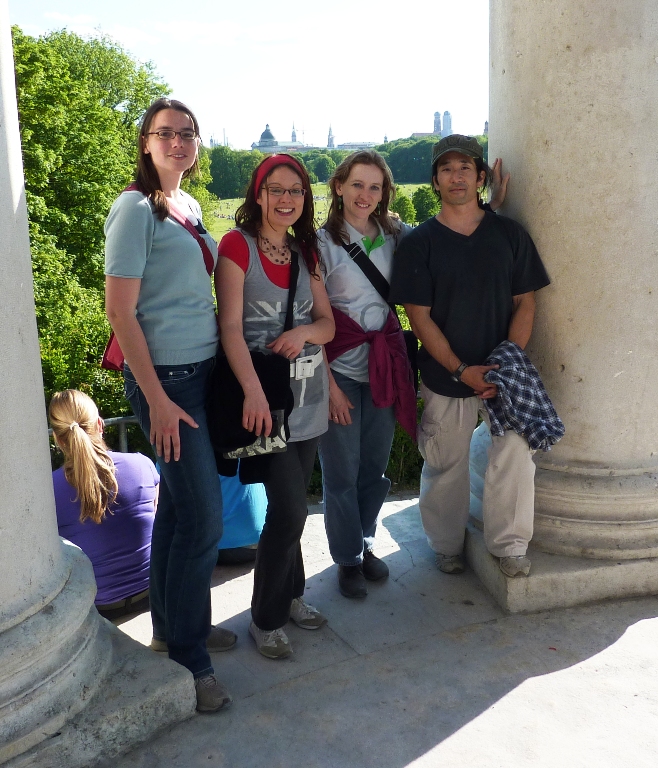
[[146, 130, 198, 141], [264, 186, 306, 198]]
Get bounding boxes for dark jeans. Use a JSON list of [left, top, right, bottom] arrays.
[[319, 371, 396, 565], [251, 437, 319, 631], [124, 358, 223, 678]]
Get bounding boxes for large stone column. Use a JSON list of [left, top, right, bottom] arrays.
[[490, 0, 658, 557], [0, 7, 113, 759], [469, 0, 658, 609], [0, 8, 194, 764]]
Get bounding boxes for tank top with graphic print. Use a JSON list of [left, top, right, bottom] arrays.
[[237, 229, 328, 442]]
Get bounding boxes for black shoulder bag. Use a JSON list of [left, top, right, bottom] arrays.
[[207, 249, 299, 460]]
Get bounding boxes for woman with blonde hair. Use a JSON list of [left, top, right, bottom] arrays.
[[50, 389, 158, 618], [318, 150, 416, 599]]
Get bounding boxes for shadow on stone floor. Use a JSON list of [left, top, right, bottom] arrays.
[[109, 497, 658, 767]]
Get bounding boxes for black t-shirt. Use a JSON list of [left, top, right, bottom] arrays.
[[389, 211, 550, 398]]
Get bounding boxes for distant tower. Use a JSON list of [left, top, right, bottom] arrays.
[[327, 125, 334, 149], [384, 134, 388, 144], [443, 110, 452, 136], [483, 120, 489, 135], [433, 111, 442, 135], [292, 123, 297, 142]]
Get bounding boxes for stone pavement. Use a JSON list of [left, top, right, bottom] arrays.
[[111, 496, 658, 768]]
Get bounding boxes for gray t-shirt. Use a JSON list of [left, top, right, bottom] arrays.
[[104, 190, 218, 366], [234, 230, 328, 443]]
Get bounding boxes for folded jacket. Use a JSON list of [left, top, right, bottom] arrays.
[[326, 307, 417, 440], [483, 340, 565, 451]]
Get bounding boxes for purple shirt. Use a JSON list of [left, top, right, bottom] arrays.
[[53, 451, 159, 605]]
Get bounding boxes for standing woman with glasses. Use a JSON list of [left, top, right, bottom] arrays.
[[105, 98, 233, 713], [215, 154, 334, 659]]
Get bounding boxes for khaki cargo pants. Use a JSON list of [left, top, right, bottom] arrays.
[[418, 383, 536, 558]]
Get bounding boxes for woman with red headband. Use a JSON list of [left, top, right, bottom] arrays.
[[215, 154, 334, 659]]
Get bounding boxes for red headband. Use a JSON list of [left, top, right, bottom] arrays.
[[254, 154, 306, 200]]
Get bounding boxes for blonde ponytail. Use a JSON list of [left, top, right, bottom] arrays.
[[49, 390, 118, 524]]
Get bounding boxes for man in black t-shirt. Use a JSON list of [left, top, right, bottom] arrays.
[[390, 135, 550, 578]]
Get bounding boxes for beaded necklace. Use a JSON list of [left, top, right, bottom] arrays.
[[257, 232, 291, 265]]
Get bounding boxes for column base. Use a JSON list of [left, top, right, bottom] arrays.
[[5, 621, 196, 768], [465, 524, 658, 614]]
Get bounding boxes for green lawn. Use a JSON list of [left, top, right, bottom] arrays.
[[206, 182, 423, 242]]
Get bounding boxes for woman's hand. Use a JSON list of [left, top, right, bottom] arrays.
[[267, 326, 309, 359], [148, 396, 199, 463], [329, 384, 354, 426], [242, 387, 272, 437], [489, 158, 511, 211]]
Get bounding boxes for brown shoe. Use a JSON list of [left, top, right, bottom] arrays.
[[194, 674, 232, 713], [435, 553, 465, 574], [338, 565, 368, 598], [362, 550, 389, 581], [150, 625, 237, 653]]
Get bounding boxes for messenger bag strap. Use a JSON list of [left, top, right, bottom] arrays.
[[340, 240, 393, 309], [284, 248, 300, 332], [124, 184, 214, 276]]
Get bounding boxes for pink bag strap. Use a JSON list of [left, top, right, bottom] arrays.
[[124, 184, 214, 275]]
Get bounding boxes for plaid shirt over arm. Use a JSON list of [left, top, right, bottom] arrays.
[[483, 341, 565, 451]]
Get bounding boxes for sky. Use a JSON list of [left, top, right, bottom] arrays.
[[8, 0, 490, 151]]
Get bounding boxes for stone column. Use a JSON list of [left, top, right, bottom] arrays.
[[489, 1, 658, 561], [0, 7, 114, 760], [0, 9, 194, 763]]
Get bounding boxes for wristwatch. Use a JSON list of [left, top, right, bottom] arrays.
[[451, 362, 468, 382]]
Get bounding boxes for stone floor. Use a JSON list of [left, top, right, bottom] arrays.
[[110, 495, 658, 768]]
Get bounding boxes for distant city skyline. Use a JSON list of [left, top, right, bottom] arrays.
[[229, 110, 470, 154], [8, 0, 490, 151]]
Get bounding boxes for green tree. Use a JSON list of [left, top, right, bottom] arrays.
[[390, 192, 416, 224], [208, 145, 263, 199], [313, 155, 336, 182], [375, 138, 435, 184], [13, 26, 169, 414], [182, 146, 219, 221], [412, 185, 440, 223]]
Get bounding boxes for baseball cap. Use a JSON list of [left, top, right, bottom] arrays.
[[431, 135, 484, 168]]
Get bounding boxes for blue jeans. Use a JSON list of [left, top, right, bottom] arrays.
[[124, 358, 223, 678], [319, 371, 396, 566]]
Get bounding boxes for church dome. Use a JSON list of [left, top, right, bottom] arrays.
[[260, 124, 275, 141]]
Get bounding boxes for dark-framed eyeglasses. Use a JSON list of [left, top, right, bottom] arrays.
[[146, 129, 198, 141], [264, 186, 306, 198]]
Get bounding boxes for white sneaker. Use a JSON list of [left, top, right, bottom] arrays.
[[436, 553, 465, 574], [499, 555, 531, 577], [249, 621, 292, 659], [289, 597, 327, 630]]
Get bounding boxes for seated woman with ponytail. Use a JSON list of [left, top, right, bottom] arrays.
[[50, 389, 159, 619]]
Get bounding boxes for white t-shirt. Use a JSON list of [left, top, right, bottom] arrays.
[[318, 219, 412, 383]]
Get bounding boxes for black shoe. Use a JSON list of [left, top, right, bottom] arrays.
[[362, 550, 389, 581], [338, 565, 368, 598]]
